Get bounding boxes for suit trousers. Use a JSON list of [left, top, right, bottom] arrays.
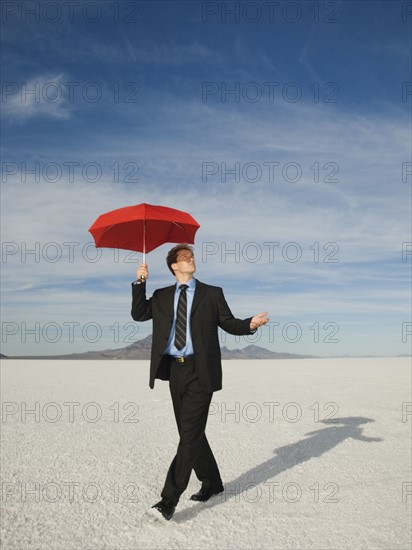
[[161, 358, 222, 504]]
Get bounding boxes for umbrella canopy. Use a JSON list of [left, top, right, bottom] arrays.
[[88, 203, 200, 260]]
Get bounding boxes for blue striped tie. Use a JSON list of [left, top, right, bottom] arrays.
[[174, 284, 188, 351]]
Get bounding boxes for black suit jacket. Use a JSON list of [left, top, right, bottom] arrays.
[[131, 279, 254, 392]]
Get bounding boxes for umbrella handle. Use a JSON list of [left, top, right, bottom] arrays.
[[140, 256, 146, 282]]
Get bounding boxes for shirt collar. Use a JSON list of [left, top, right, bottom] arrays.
[[176, 277, 196, 290]]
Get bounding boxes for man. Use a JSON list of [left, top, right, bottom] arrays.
[[131, 243, 269, 520]]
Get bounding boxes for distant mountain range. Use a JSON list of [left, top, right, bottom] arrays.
[[2, 336, 409, 360], [2, 335, 317, 360]]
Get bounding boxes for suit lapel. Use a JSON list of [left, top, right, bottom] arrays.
[[191, 280, 207, 317], [163, 285, 176, 321]]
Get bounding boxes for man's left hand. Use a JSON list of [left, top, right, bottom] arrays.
[[250, 312, 270, 331]]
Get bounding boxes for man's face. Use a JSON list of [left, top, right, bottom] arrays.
[[172, 249, 196, 276]]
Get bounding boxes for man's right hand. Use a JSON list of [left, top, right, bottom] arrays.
[[136, 263, 149, 282]]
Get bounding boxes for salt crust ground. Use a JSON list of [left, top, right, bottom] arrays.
[[1, 358, 411, 550]]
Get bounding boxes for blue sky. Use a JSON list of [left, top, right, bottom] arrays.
[[1, 0, 411, 357]]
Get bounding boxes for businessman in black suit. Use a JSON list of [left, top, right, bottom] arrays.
[[131, 243, 269, 520]]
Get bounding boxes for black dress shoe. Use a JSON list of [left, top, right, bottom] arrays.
[[151, 497, 176, 520], [190, 483, 224, 502]]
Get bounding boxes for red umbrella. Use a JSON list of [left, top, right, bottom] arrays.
[[88, 203, 200, 262]]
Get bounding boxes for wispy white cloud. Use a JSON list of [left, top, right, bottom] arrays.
[[1, 73, 73, 121]]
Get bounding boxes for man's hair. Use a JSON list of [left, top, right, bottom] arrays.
[[166, 243, 194, 276]]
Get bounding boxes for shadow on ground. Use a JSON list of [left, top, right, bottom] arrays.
[[174, 416, 382, 522]]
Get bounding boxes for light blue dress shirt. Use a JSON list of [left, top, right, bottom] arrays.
[[164, 278, 196, 356]]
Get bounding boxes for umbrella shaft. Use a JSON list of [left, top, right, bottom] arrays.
[[143, 220, 146, 262]]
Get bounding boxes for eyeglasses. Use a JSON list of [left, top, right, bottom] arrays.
[[177, 253, 194, 262]]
